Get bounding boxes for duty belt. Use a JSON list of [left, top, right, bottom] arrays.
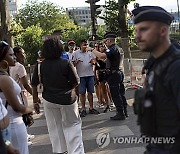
[[98, 69, 106, 72], [106, 69, 121, 74]]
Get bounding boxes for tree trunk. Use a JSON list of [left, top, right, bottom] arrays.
[[0, 0, 12, 45], [118, 1, 131, 59], [118, 0, 132, 77]]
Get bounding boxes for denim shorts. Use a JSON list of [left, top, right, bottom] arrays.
[[79, 76, 94, 94]]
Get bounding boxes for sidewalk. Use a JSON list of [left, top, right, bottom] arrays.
[[27, 89, 146, 154]]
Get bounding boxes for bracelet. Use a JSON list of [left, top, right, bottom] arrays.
[[33, 102, 39, 105], [5, 140, 11, 146]]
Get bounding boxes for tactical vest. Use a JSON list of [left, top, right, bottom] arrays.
[[146, 51, 180, 137], [134, 48, 180, 137]]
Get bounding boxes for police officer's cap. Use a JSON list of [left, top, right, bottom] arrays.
[[104, 32, 117, 39], [132, 6, 174, 25]]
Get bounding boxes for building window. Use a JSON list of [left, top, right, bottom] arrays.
[[9, 0, 16, 2]]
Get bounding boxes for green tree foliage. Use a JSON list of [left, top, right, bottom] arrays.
[[63, 26, 90, 46], [15, 24, 44, 64], [101, 0, 119, 34], [101, 0, 135, 36], [100, 0, 137, 57], [13, 0, 89, 64], [96, 25, 107, 40], [15, 0, 76, 33]]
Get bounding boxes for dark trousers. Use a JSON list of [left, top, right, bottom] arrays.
[[0, 131, 7, 154], [107, 71, 127, 113], [145, 143, 180, 154]]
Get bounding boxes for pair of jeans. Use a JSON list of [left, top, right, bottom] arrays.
[[79, 76, 94, 94]]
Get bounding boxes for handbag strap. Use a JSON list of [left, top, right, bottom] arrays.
[[38, 62, 42, 84]]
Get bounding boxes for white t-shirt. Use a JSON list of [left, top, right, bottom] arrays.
[[0, 98, 7, 120], [10, 62, 27, 91], [67, 52, 73, 61], [72, 49, 96, 77]]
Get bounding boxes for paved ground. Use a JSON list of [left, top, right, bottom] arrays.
[[27, 88, 146, 154]]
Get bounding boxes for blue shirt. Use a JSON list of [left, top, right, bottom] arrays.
[[61, 51, 69, 60]]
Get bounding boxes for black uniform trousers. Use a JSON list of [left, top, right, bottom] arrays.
[[107, 70, 127, 113]]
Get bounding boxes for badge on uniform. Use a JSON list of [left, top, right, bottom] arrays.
[[106, 49, 110, 52]]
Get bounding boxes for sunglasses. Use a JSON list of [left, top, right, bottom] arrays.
[[69, 44, 75, 47], [82, 43, 88, 46], [99, 45, 105, 48], [0, 41, 9, 47]]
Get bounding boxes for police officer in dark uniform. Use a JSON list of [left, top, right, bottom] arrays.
[[92, 32, 128, 120], [133, 6, 180, 154]]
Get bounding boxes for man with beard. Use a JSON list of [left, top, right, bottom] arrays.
[[132, 6, 180, 153]]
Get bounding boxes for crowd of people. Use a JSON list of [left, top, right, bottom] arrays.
[[0, 5, 180, 154], [0, 30, 127, 154]]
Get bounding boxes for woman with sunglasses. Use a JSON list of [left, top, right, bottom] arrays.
[[0, 41, 33, 154]]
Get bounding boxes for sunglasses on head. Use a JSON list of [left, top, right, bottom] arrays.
[[0, 41, 9, 47]]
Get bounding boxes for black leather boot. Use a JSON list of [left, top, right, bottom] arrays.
[[110, 110, 126, 120]]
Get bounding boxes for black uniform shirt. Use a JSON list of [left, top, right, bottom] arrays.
[[105, 44, 124, 70]]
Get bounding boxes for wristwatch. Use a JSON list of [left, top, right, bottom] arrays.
[[5, 140, 11, 146]]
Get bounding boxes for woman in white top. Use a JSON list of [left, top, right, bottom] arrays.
[[0, 97, 9, 130], [0, 41, 33, 154], [0, 97, 19, 154]]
